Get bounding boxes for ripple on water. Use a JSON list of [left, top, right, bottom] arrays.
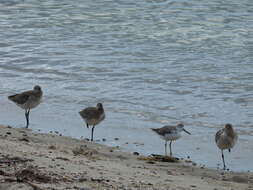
[[0, 0, 252, 171]]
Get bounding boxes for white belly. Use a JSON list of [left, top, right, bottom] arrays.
[[161, 133, 181, 141]]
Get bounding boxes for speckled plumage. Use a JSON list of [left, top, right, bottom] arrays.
[[151, 123, 191, 156], [79, 103, 105, 141], [215, 124, 238, 170], [8, 85, 43, 128]]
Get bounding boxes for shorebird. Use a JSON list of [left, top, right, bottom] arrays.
[[151, 123, 191, 156], [8, 85, 43, 128], [215, 123, 238, 170], [79, 103, 105, 141]]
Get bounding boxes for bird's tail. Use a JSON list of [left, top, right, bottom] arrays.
[[79, 110, 88, 118], [78, 111, 86, 118], [8, 95, 16, 101], [151, 128, 159, 133], [8, 94, 21, 103]]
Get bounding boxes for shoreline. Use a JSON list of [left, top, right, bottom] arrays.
[[0, 125, 252, 190]]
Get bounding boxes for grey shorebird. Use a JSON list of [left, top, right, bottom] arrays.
[[151, 123, 191, 156], [79, 103, 105, 141], [215, 123, 238, 170], [8, 85, 43, 128]]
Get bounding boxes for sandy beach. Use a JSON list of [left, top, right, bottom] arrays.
[[0, 125, 252, 190]]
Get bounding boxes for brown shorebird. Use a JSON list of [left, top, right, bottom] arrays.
[[151, 123, 191, 156], [79, 103, 105, 141], [215, 123, 238, 170], [8, 85, 43, 128]]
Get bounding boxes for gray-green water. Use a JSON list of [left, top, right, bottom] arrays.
[[0, 0, 252, 171]]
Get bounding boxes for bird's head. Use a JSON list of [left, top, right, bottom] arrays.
[[177, 123, 191, 135], [96, 103, 103, 110], [34, 85, 42, 92], [225, 123, 234, 133]]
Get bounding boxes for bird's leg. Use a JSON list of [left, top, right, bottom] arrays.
[[91, 126, 95, 142], [221, 150, 226, 170], [169, 141, 172, 157], [86, 123, 89, 128], [228, 149, 231, 153], [27, 109, 30, 128], [25, 109, 30, 128], [164, 141, 167, 156], [25, 110, 28, 127]]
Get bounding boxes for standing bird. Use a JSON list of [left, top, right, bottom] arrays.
[[151, 123, 191, 156], [215, 123, 238, 170], [8, 85, 43, 128], [79, 103, 105, 142]]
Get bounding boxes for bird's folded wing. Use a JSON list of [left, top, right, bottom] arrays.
[[8, 93, 30, 104]]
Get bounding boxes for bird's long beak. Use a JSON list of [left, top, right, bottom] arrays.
[[183, 128, 191, 135]]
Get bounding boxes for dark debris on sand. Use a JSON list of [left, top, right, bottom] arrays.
[[0, 155, 73, 190], [137, 154, 180, 163]]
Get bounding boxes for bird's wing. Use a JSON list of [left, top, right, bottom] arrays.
[[215, 129, 224, 143], [8, 93, 30, 104], [153, 125, 177, 135], [79, 107, 98, 119]]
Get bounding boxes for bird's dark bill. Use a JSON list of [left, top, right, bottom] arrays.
[[183, 128, 191, 135]]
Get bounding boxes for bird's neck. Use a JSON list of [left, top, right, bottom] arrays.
[[98, 107, 104, 113], [35, 90, 43, 97], [225, 129, 236, 138]]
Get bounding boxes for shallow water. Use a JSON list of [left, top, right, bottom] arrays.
[[0, 0, 253, 171]]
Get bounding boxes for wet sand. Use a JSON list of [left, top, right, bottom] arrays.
[[0, 125, 252, 190]]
